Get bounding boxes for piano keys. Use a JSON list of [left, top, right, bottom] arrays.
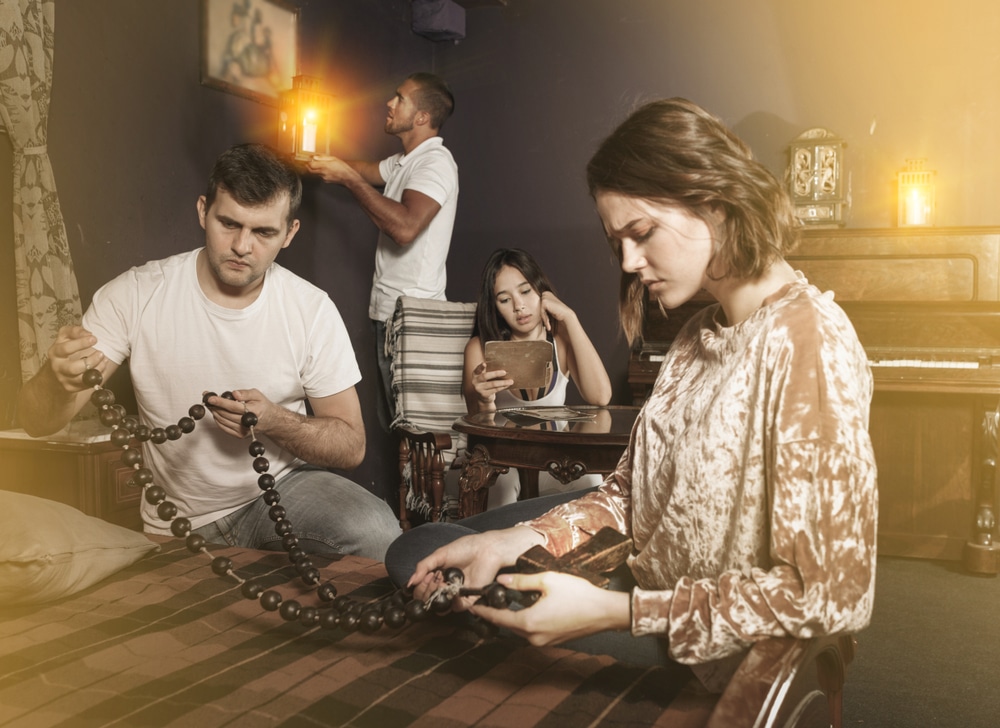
[[626, 227, 1000, 572]]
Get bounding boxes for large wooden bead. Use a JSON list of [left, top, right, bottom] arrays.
[[442, 567, 464, 587], [241, 581, 263, 600], [90, 388, 115, 408], [145, 485, 166, 505], [430, 591, 453, 614], [82, 368, 103, 387], [483, 583, 509, 609], [171, 517, 192, 538], [383, 606, 407, 629], [260, 590, 282, 611], [279, 600, 301, 622], [99, 407, 123, 427], [210, 556, 233, 576], [358, 609, 383, 634], [404, 599, 428, 622], [156, 500, 178, 521], [298, 607, 319, 627]]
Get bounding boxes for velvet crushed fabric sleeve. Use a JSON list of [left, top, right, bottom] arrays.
[[521, 438, 636, 555]]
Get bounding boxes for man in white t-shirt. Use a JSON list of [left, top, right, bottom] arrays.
[[17, 143, 401, 559], [306, 72, 459, 428]]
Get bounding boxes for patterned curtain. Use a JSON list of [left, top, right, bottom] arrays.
[[0, 0, 81, 383]]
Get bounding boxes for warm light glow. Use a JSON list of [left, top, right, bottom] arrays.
[[897, 159, 936, 227], [301, 109, 318, 153], [277, 76, 333, 161], [905, 188, 927, 225]]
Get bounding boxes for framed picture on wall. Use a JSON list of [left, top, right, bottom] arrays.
[[201, 0, 298, 106]]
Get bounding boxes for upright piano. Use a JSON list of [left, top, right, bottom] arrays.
[[628, 227, 1000, 572]]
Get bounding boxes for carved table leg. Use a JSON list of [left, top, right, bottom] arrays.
[[518, 469, 539, 501], [963, 404, 1000, 575], [458, 444, 507, 519]]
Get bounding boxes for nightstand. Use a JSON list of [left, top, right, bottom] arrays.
[[0, 420, 142, 530]]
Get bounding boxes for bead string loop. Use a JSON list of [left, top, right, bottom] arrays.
[[85, 371, 532, 636]]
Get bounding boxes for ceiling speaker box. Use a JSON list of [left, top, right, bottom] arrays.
[[412, 0, 466, 41]]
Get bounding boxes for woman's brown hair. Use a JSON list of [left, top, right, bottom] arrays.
[[586, 98, 800, 346]]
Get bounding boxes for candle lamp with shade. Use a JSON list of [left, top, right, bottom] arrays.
[[897, 158, 936, 227], [277, 75, 333, 161]]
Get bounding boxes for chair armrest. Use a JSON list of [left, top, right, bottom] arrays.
[[394, 422, 454, 453], [706, 634, 854, 728]]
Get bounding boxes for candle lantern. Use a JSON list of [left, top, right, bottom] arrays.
[[278, 75, 333, 161], [897, 158, 936, 227], [787, 128, 847, 227]]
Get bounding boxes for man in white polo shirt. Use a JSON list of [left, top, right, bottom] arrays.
[[307, 72, 459, 428]]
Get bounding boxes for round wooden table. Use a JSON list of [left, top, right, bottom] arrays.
[[452, 405, 640, 518]]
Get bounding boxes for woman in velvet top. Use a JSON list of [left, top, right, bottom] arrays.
[[396, 98, 878, 690]]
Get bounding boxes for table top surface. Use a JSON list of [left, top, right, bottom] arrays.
[[454, 405, 640, 445]]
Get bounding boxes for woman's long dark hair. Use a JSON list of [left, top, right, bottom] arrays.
[[474, 248, 554, 342]]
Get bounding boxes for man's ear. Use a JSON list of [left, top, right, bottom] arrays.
[[282, 219, 301, 249], [197, 196, 208, 229]]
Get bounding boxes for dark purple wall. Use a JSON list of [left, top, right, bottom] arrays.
[[5, 0, 1000, 506]]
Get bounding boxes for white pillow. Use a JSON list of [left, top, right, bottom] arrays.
[[0, 491, 158, 605]]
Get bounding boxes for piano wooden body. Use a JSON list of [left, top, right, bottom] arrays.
[[628, 227, 1000, 573]]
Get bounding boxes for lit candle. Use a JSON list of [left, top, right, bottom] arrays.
[[301, 110, 317, 154], [906, 188, 926, 225]]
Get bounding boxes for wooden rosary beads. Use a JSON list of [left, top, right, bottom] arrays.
[[82, 366, 538, 636]]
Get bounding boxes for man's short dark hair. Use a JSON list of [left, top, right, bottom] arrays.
[[407, 72, 455, 130], [204, 143, 303, 227]]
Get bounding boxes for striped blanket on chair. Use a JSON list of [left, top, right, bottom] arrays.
[[386, 296, 477, 519]]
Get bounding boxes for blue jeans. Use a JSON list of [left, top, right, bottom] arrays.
[[373, 318, 395, 433], [384, 489, 675, 668], [193, 466, 401, 561]]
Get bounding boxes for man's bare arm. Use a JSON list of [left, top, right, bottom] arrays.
[[207, 387, 366, 470], [17, 325, 120, 436], [306, 155, 442, 246]]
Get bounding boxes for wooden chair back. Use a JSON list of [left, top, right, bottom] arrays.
[[386, 296, 476, 528]]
